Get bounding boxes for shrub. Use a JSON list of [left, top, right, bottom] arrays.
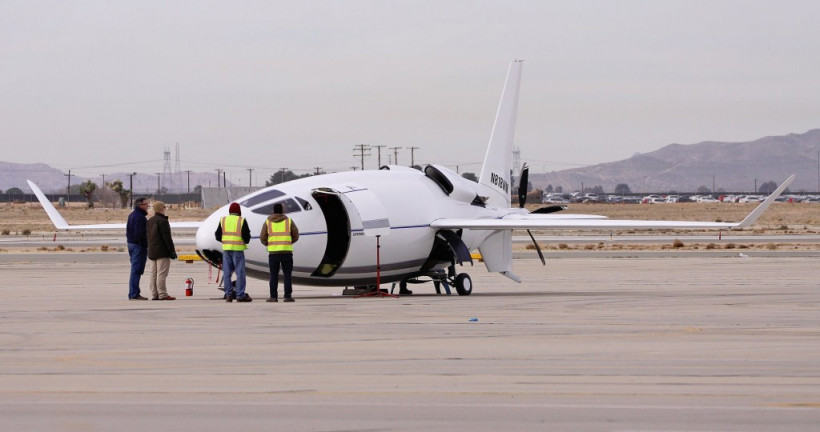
[[21, 228, 31, 236], [1, 229, 9, 235], [558, 243, 569, 249], [100, 245, 109, 252], [766, 243, 778, 250], [705, 243, 717, 250], [672, 239, 684, 248]]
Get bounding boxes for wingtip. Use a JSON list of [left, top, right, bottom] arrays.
[[736, 174, 795, 229]]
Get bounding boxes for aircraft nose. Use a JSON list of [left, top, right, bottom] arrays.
[[195, 211, 223, 251]]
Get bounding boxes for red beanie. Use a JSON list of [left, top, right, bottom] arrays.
[[229, 202, 241, 215]]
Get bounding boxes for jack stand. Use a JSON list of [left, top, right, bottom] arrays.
[[356, 235, 398, 298]]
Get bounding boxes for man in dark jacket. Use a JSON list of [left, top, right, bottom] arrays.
[[147, 201, 177, 300], [126, 197, 150, 300], [260, 203, 299, 302]]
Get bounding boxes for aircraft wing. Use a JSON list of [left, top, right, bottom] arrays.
[[431, 174, 795, 231], [27, 180, 203, 230]]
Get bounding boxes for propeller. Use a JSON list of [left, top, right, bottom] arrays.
[[517, 163, 546, 265], [518, 163, 529, 208]]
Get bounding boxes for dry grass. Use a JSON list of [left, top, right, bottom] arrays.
[[0, 202, 212, 234], [527, 202, 820, 236]]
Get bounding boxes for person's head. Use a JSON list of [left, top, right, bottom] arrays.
[[152, 201, 166, 214], [229, 202, 241, 215], [273, 203, 284, 214], [134, 197, 149, 210]]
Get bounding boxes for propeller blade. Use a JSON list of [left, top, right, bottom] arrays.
[[518, 163, 529, 208], [526, 229, 546, 266]]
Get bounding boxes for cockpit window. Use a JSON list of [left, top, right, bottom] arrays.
[[251, 198, 302, 215], [296, 197, 312, 210], [239, 189, 285, 207]]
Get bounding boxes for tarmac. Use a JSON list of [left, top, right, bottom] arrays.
[[2, 252, 819, 431]]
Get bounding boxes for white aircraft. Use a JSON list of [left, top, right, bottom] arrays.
[[28, 60, 794, 295]]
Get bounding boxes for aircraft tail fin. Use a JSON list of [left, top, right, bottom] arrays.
[[478, 60, 524, 208]]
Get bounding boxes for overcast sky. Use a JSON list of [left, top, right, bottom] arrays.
[[2, 0, 819, 184]]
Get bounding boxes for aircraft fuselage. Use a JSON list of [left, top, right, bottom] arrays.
[[195, 167, 510, 286]]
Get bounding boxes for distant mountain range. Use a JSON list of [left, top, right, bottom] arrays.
[[3, 129, 820, 194], [0, 162, 231, 194], [530, 129, 820, 194]]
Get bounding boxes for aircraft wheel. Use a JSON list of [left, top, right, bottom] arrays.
[[454, 273, 472, 296]]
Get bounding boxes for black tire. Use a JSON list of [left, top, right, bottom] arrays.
[[454, 273, 472, 296]]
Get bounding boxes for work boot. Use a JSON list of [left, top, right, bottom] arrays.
[[283, 297, 295, 303], [266, 298, 278, 302], [237, 294, 253, 303]]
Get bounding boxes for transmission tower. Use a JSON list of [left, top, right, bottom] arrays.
[[175, 143, 181, 193], [162, 145, 173, 193]]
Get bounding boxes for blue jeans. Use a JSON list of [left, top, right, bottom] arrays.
[[268, 253, 293, 299], [127, 243, 147, 299], [222, 250, 247, 298]]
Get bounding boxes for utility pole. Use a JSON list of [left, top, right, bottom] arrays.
[[247, 168, 254, 188], [389, 146, 402, 166], [314, 167, 323, 175], [185, 170, 191, 193], [128, 172, 136, 208], [280, 167, 288, 184], [353, 144, 371, 171], [215, 169, 222, 189], [373, 144, 386, 168], [408, 146, 419, 167], [64, 170, 73, 204], [222, 171, 227, 188], [155, 172, 161, 195]]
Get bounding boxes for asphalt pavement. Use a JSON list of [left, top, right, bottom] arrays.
[[1, 253, 819, 431]]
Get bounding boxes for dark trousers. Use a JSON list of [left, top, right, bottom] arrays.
[[127, 243, 147, 299], [268, 253, 293, 299]]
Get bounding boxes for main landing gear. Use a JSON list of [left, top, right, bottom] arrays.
[[396, 267, 473, 296]]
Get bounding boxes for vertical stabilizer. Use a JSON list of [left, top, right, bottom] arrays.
[[478, 60, 524, 208]]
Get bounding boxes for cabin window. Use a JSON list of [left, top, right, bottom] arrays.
[[296, 197, 312, 210], [240, 189, 285, 207]]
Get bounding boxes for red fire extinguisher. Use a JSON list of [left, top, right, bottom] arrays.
[[185, 278, 194, 296]]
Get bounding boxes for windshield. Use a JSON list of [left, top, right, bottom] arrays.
[[239, 189, 284, 207]]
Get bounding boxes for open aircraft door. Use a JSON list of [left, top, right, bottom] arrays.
[[311, 184, 390, 277]]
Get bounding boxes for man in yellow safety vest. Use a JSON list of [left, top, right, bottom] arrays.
[[215, 202, 252, 302], [260, 202, 299, 302]]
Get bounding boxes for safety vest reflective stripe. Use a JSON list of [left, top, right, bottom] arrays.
[[221, 215, 247, 251], [266, 218, 293, 252]]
